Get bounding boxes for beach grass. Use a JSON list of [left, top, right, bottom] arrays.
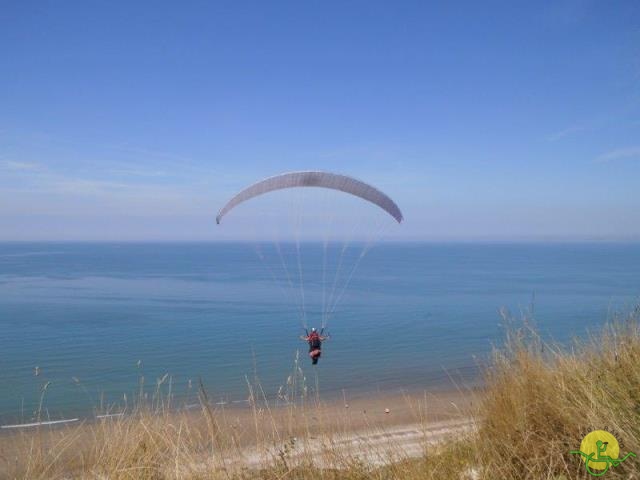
[[1, 306, 639, 479], [474, 306, 640, 479]]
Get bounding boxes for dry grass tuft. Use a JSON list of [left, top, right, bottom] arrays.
[[475, 307, 640, 479]]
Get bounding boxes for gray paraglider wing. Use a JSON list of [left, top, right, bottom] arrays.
[[216, 171, 403, 224]]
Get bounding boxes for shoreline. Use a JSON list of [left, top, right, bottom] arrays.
[[0, 385, 479, 437], [0, 382, 480, 432]]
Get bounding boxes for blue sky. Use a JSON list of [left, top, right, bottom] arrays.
[[1, 1, 639, 241]]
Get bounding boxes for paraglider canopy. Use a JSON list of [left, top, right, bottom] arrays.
[[216, 171, 403, 225], [215, 170, 403, 337]]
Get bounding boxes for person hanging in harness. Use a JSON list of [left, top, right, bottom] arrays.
[[301, 328, 329, 365]]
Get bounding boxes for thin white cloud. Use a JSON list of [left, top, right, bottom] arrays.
[[107, 166, 170, 178], [1, 160, 43, 171], [547, 125, 586, 142], [42, 176, 132, 195], [3, 129, 224, 179], [0, 168, 210, 217], [596, 146, 640, 163], [0, 159, 200, 205]]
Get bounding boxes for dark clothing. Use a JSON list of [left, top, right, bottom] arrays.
[[308, 332, 322, 350]]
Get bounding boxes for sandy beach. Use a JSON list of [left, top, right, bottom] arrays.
[[0, 386, 477, 475]]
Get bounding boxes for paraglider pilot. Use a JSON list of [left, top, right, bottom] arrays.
[[301, 328, 328, 365]]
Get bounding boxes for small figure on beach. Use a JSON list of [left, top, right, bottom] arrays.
[[301, 328, 329, 365]]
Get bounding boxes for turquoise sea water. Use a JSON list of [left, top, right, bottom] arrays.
[[1, 242, 639, 423]]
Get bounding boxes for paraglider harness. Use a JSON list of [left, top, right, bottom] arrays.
[[305, 328, 327, 365], [308, 331, 322, 350]]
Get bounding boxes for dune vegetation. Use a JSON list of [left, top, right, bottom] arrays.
[[1, 306, 639, 479]]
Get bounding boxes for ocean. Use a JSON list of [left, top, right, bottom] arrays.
[[1, 242, 639, 423]]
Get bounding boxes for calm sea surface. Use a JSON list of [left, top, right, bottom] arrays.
[[1, 242, 639, 423]]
